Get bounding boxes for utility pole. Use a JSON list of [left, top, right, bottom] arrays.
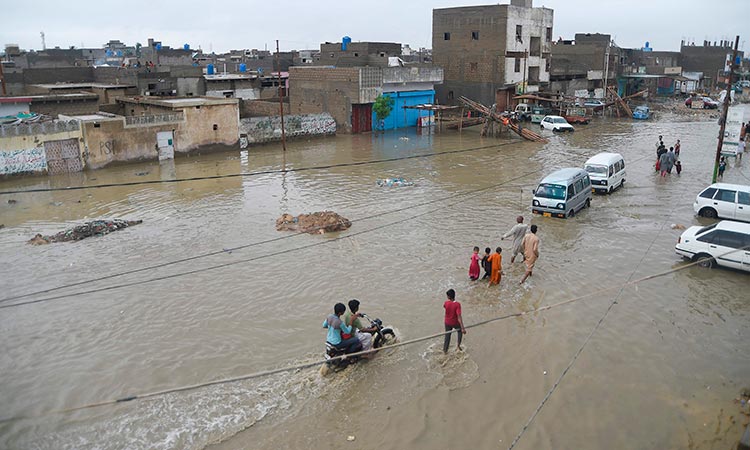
[[522, 50, 528, 94], [40, 31, 46, 50], [275, 40, 287, 151], [603, 40, 611, 99], [0, 58, 6, 95], [712, 35, 740, 183]]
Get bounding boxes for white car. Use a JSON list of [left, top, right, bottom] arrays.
[[675, 220, 750, 271], [540, 115, 574, 132], [693, 183, 750, 222]]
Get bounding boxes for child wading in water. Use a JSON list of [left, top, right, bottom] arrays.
[[468, 246, 481, 280], [488, 247, 502, 285], [481, 247, 491, 279]]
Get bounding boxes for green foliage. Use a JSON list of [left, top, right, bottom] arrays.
[[373, 95, 394, 128]]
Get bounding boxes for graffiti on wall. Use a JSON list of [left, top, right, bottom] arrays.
[[0, 147, 48, 175], [239, 113, 336, 145]]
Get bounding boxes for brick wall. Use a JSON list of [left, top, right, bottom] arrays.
[[288, 67, 364, 133], [240, 99, 289, 118]]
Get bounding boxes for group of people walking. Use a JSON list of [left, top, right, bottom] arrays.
[[468, 216, 540, 286], [655, 135, 682, 177]]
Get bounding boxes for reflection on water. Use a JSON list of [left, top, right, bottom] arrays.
[[0, 112, 749, 450]]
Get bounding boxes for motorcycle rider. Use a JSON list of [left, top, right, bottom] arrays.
[[323, 303, 362, 354], [344, 299, 376, 354]]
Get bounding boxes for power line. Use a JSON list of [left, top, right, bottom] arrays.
[[0, 169, 542, 309], [0, 248, 730, 425], [0, 142, 513, 196]]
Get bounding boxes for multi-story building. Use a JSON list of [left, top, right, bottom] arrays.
[[550, 33, 621, 98], [432, 0, 553, 109]]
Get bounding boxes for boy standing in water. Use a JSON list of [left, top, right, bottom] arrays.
[[443, 289, 466, 353], [481, 247, 492, 279], [488, 247, 502, 285]]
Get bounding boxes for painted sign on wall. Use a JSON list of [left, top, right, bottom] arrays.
[[0, 147, 48, 175]]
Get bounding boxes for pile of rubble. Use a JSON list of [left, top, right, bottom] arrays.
[[276, 211, 352, 234], [28, 219, 143, 245]]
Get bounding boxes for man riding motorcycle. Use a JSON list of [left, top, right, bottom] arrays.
[[322, 303, 362, 354], [343, 299, 376, 354]]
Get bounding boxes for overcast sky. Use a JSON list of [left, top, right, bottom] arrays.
[[2, 0, 747, 54]]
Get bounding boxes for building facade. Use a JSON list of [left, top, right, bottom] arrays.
[[432, 0, 553, 109]]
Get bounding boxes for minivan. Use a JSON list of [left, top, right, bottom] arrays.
[[693, 183, 750, 222], [584, 152, 626, 194], [532, 168, 592, 218]]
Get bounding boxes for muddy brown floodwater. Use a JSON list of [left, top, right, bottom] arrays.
[[0, 109, 749, 450]]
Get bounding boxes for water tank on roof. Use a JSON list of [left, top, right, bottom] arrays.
[[155, 43, 162, 50], [342, 36, 351, 51], [239, 63, 247, 73], [184, 44, 190, 50], [207, 64, 215, 75]]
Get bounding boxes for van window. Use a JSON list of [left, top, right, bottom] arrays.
[[620, 159, 625, 169], [715, 189, 736, 202], [585, 164, 607, 175], [738, 191, 750, 205], [699, 187, 717, 199], [583, 177, 590, 187], [574, 179, 584, 194], [536, 183, 566, 199], [567, 184, 575, 199]]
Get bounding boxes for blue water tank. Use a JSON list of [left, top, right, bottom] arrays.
[[239, 63, 247, 73], [207, 64, 215, 75], [342, 36, 351, 51], [155, 43, 162, 50], [183, 43, 190, 50]]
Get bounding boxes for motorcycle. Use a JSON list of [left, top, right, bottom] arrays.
[[324, 313, 396, 371]]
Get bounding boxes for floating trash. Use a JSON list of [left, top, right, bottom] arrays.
[[376, 177, 414, 187]]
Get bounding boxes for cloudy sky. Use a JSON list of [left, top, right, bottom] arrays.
[[2, 0, 747, 54]]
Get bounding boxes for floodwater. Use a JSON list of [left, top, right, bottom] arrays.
[[0, 109, 749, 450]]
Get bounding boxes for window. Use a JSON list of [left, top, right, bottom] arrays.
[[699, 187, 717, 199], [444, 32, 451, 41], [471, 31, 479, 40], [738, 191, 750, 205], [448, 91, 454, 100], [536, 183, 566, 200], [530, 37, 541, 56], [567, 184, 575, 199], [354, 52, 359, 57], [715, 189, 736, 203], [574, 179, 584, 194], [608, 165, 614, 177], [709, 230, 746, 249], [213, 124, 218, 130], [546, 27, 553, 42], [514, 57, 521, 72], [470, 62, 478, 72], [516, 25, 523, 42], [583, 177, 590, 187]]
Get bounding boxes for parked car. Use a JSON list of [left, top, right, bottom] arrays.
[[675, 220, 750, 271], [693, 183, 750, 222], [685, 96, 719, 109], [540, 115, 575, 132]]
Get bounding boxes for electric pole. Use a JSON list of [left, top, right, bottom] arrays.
[[40, 31, 46, 50], [712, 35, 740, 183], [276, 39, 287, 152]]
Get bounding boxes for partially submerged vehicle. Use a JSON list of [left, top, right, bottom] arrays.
[[632, 105, 651, 120], [532, 168, 592, 218]]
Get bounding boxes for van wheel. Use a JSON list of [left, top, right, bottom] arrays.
[[568, 208, 575, 218], [693, 253, 716, 268], [608, 186, 613, 194], [700, 207, 717, 218], [585, 198, 591, 208]]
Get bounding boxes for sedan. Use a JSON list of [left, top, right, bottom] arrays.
[[540, 115, 575, 132], [675, 220, 750, 271]]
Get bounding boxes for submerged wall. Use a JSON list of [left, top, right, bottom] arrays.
[[239, 113, 336, 145]]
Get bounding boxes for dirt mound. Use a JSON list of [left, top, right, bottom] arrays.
[[28, 219, 143, 245], [276, 211, 351, 234]]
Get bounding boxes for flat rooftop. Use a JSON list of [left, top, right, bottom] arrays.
[[116, 96, 239, 108], [204, 74, 257, 81], [32, 82, 136, 90]]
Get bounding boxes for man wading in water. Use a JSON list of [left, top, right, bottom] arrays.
[[520, 225, 540, 284], [502, 215, 528, 263]]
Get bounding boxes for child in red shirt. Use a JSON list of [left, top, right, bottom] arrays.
[[443, 289, 467, 353]]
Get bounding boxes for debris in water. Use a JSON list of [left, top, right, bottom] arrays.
[[135, 171, 150, 176], [8, 199, 17, 204], [671, 223, 686, 230], [347, 436, 356, 442], [376, 177, 414, 187], [28, 219, 143, 245], [276, 211, 351, 234]]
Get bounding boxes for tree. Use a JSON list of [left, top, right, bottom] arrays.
[[373, 95, 394, 131]]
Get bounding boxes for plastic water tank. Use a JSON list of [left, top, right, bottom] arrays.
[[155, 43, 162, 50], [207, 64, 215, 75], [183, 43, 190, 50], [239, 63, 247, 73], [342, 36, 351, 51]]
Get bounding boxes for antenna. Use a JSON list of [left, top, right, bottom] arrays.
[[40, 31, 46, 50]]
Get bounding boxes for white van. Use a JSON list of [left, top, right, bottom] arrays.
[[532, 168, 592, 218], [584, 152, 626, 194], [693, 183, 750, 222]]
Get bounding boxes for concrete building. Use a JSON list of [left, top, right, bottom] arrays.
[[550, 33, 620, 97], [681, 40, 745, 90], [432, 0, 554, 109], [204, 74, 260, 100], [316, 41, 402, 67], [0, 120, 85, 176], [289, 65, 443, 133]]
